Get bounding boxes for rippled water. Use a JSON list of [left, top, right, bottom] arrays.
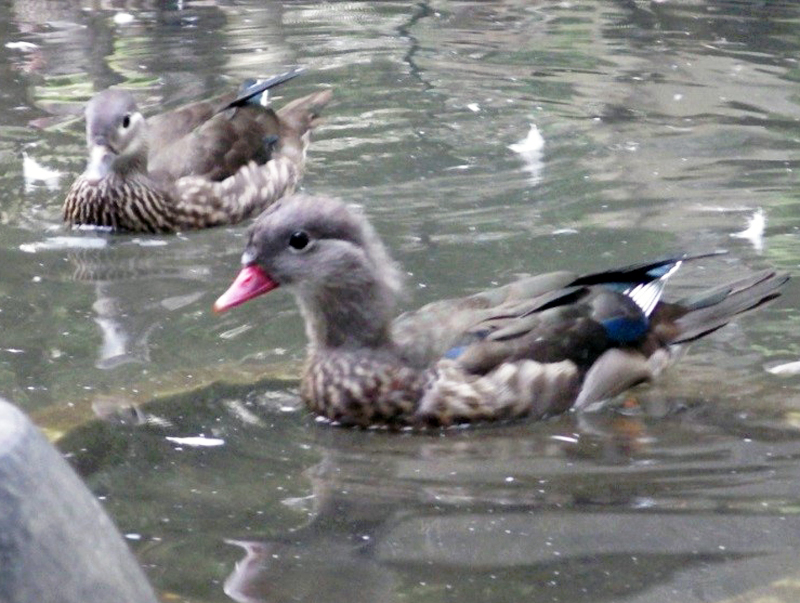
[[3, 1, 800, 602]]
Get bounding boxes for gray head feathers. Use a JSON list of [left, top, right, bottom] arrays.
[[250, 194, 404, 299], [245, 194, 404, 348], [341, 201, 404, 300], [85, 90, 140, 147]]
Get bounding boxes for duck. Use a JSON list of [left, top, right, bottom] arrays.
[[63, 68, 332, 233], [213, 194, 788, 428]]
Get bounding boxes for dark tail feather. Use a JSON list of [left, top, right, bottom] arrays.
[[225, 67, 306, 110], [672, 270, 789, 343], [571, 250, 728, 288]]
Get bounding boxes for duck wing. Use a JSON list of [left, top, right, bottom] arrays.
[[391, 270, 578, 368], [148, 105, 281, 182], [147, 69, 303, 182], [396, 253, 786, 407]]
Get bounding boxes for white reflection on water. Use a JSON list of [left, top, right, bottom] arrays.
[[22, 151, 61, 192], [19, 236, 108, 253]]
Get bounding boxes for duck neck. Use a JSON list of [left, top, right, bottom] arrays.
[[113, 148, 148, 179], [297, 281, 395, 352]]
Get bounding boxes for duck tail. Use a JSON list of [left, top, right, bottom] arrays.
[[274, 89, 333, 166], [671, 269, 788, 343], [277, 89, 332, 130]]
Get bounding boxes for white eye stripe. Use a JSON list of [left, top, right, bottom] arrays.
[[120, 112, 144, 129]]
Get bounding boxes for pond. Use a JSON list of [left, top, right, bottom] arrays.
[[3, 1, 800, 602]]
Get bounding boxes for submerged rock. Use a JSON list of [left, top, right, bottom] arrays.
[[0, 397, 157, 603]]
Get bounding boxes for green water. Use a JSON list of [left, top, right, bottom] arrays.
[[2, 1, 800, 601]]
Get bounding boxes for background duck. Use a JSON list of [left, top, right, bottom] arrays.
[[63, 69, 332, 233], [213, 194, 788, 428]]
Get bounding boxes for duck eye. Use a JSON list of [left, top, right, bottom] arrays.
[[288, 230, 310, 251], [121, 114, 131, 129]]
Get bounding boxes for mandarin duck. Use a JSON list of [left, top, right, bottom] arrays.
[[213, 194, 788, 428], [63, 68, 332, 233]]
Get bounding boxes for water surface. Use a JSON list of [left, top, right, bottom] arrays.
[[3, 1, 800, 602]]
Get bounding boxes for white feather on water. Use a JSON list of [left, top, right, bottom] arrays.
[[509, 124, 545, 186], [731, 208, 765, 252]]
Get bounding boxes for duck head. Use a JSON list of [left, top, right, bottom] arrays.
[[83, 90, 148, 184], [214, 194, 403, 349]]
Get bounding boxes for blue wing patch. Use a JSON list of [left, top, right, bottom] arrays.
[[444, 345, 468, 360], [646, 263, 676, 278], [601, 315, 649, 343]]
